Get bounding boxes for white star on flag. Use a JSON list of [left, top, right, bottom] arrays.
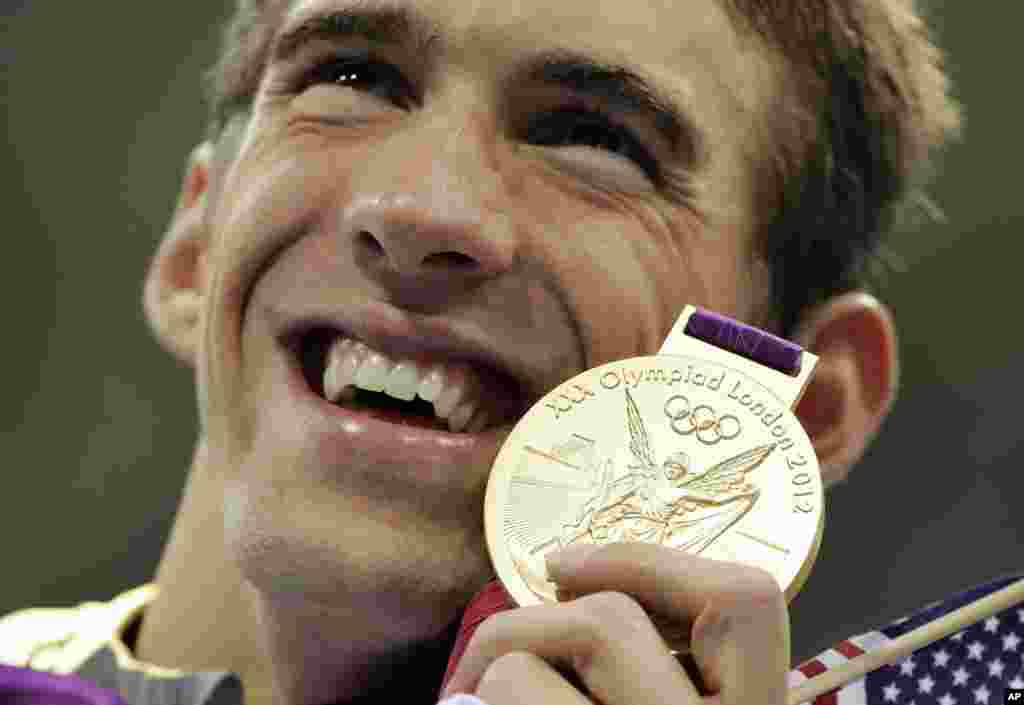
[[1017, 608, 1024, 623], [778, 574, 1022, 705]]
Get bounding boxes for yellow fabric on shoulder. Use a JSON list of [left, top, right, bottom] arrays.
[[0, 584, 189, 679]]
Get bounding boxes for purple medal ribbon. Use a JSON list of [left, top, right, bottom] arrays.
[[0, 664, 128, 705], [684, 307, 803, 375]]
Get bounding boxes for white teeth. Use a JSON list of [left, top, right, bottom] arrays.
[[324, 339, 361, 402], [384, 361, 421, 402], [418, 365, 446, 402], [466, 409, 490, 434], [319, 338, 494, 431], [323, 343, 342, 400], [354, 352, 393, 392], [432, 365, 486, 433], [432, 375, 464, 424], [447, 401, 478, 433]]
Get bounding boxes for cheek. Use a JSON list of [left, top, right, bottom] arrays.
[[682, 222, 758, 319], [634, 200, 756, 331], [208, 145, 339, 439], [291, 226, 346, 281], [513, 170, 705, 363]]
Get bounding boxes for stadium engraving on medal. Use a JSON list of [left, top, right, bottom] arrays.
[[485, 354, 824, 636]]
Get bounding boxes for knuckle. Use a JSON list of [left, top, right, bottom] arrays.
[[726, 565, 786, 618], [481, 650, 539, 684], [473, 611, 513, 645], [575, 590, 650, 639], [744, 566, 785, 601]]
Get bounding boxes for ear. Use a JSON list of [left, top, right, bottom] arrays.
[[143, 142, 215, 367], [791, 292, 899, 488]]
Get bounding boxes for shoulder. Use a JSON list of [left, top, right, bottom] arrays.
[[0, 585, 157, 674]]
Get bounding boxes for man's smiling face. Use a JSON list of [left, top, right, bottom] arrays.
[[197, 0, 783, 624]]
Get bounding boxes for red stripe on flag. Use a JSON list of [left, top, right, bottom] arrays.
[[834, 640, 865, 659], [797, 658, 840, 705], [798, 659, 827, 679], [813, 690, 838, 705]]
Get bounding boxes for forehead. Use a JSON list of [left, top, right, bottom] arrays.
[[288, 0, 733, 52], [280, 0, 767, 111]]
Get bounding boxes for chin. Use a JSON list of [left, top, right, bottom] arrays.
[[223, 472, 494, 615]]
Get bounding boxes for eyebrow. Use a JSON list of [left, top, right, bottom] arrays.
[[272, 3, 443, 63], [271, 4, 701, 164]]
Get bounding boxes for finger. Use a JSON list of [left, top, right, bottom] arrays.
[[473, 651, 593, 705], [443, 591, 701, 705], [688, 583, 789, 705], [547, 542, 790, 705]]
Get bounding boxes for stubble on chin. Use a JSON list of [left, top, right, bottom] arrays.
[[224, 473, 494, 629]]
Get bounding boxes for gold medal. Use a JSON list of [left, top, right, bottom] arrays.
[[484, 306, 824, 652]]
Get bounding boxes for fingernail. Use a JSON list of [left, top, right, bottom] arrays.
[[545, 544, 601, 582], [438, 695, 490, 705]]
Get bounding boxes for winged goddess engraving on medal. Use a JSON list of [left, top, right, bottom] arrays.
[[556, 388, 775, 552], [509, 389, 778, 602]]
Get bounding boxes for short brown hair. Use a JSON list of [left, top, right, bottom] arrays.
[[201, 0, 961, 336]]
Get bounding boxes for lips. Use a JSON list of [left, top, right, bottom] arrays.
[[273, 305, 534, 433], [256, 300, 550, 496], [274, 325, 518, 494]]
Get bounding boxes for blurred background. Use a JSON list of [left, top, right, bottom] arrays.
[[1, 0, 1021, 667]]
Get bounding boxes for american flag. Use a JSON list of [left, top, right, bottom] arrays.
[[788, 574, 1024, 705]]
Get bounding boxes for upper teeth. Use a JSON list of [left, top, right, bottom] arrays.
[[323, 337, 491, 433]]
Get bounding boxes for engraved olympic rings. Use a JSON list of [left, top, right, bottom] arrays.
[[663, 395, 741, 445]]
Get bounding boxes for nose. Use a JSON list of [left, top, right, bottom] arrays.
[[347, 194, 515, 278], [339, 125, 519, 301]]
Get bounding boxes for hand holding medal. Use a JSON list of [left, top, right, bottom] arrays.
[[439, 305, 1024, 705]]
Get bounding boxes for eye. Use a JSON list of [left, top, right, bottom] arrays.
[[525, 107, 661, 181], [295, 54, 418, 111], [291, 57, 660, 182]]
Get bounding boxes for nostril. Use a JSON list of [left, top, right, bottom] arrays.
[[357, 231, 386, 258], [356, 229, 479, 272], [423, 251, 477, 269]]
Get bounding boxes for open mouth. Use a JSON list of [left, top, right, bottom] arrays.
[[294, 327, 448, 431], [283, 325, 527, 434]]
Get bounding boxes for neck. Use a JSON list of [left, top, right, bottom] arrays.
[[135, 442, 276, 702], [135, 441, 461, 705], [255, 595, 459, 705]]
